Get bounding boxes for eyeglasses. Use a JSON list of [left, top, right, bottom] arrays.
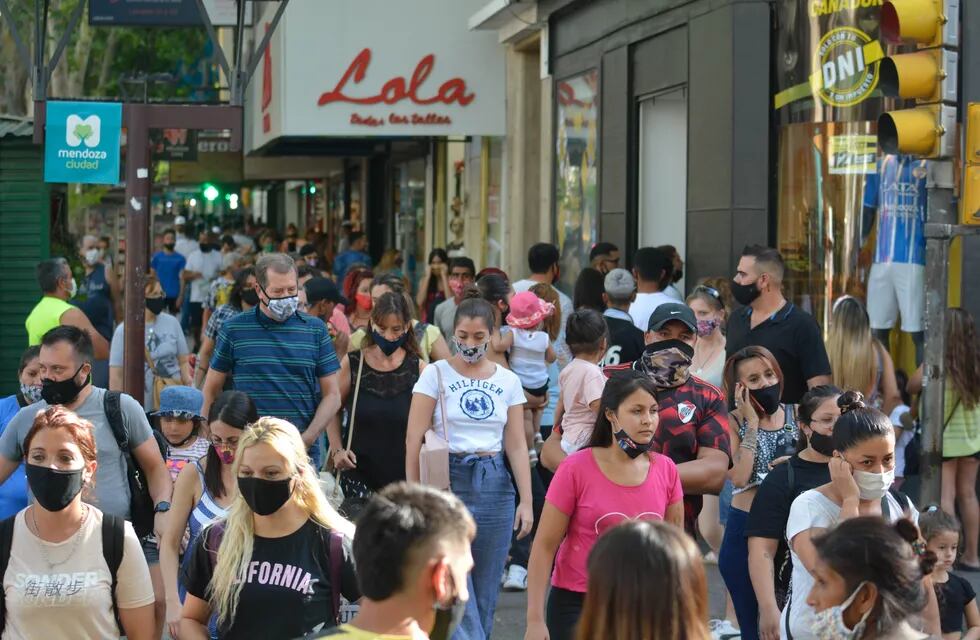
[[693, 285, 720, 300], [211, 435, 240, 448]]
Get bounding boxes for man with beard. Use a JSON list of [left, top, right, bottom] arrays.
[[657, 244, 685, 301], [543, 302, 731, 535]]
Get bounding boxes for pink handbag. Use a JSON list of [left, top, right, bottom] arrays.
[[419, 362, 451, 490]]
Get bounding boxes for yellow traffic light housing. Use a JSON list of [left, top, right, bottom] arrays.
[[881, 0, 958, 48], [878, 49, 957, 103], [961, 104, 980, 225], [878, 105, 955, 158]]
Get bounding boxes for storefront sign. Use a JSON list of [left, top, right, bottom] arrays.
[[247, 0, 504, 150], [153, 129, 197, 161], [44, 101, 121, 185], [828, 135, 877, 174], [89, 0, 251, 27], [773, 0, 887, 120]]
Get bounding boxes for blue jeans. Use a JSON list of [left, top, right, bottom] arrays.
[[719, 478, 734, 525], [450, 453, 515, 640], [719, 506, 759, 640]]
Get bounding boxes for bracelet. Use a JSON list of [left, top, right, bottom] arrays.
[[739, 443, 757, 453]]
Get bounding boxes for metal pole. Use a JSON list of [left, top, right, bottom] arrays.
[[123, 104, 151, 400], [919, 159, 956, 506]]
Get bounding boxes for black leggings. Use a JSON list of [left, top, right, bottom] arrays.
[[546, 586, 585, 640]]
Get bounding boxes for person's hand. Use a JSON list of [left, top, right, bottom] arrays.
[[332, 448, 357, 471], [829, 456, 860, 503], [153, 512, 167, 543], [174, 297, 183, 312], [167, 598, 183, 639], [770, 456, 792, 468], [759, 603, 782, 640], [734, 382, 759, 427], [514, 501, 534, 539], [525, 620, 550, 640]]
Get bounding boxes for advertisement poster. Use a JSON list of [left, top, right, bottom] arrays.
[[44, 101, 122, 185]]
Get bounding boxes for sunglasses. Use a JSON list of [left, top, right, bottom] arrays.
[[693, 285, 720, 300]]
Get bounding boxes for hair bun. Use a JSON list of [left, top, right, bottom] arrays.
[[894, 519, 938, 577], [837, 390, 866, 414], [460, 285, 483, 301]]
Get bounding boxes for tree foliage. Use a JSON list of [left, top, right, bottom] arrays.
[[0, 0, 212, 115]]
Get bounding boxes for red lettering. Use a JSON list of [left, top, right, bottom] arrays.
[[350, 113, 384, 127], [318, 48, 475, 107]]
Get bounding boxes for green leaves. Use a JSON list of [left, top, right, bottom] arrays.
[[73, 123, 93, 140]]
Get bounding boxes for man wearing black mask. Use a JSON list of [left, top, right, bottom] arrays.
[[309, 483, 475, 640], [725, 245, 832, 404], [544, 303, 731, 536], [0, 326, 173, 626]]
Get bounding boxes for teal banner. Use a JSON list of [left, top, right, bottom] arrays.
[[44, 101, 122, 185]]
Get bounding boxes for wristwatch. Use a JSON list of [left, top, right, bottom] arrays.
[[154, 501, 172, 514]]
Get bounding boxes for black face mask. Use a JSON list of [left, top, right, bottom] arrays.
[[808, 430, 836, 457], [372, 329, 407, 356], [430, 572, 466, 640], [26, 464, 84, 512], [241, 289, 260, 307], [146, 297, 167, 315], [731, 278, 762, 306], [238, 476, 293, 516], [614, 429, 654, 459], [749, 383, 782, 416], [40, 364, 89, 406], [163, 243, 176, 252], [200, 244, 214, 253]]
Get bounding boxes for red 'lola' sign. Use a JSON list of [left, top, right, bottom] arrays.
[[317, 48, 475, 107]]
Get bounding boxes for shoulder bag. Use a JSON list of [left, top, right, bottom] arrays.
[[145, 346, 182, 409], [419, 362, 451, 490], [321, 353, 364, 510]]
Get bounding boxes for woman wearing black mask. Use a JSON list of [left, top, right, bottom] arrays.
[[2, 406, 156, 638], [525, 371, 683, 640], [194, 267, 258, 388], [328, 292, 424, 518], [718, 345, 798, 640], [180, 417, 358, 639], [746, 385, 840, 640], [109, 274, 192, 411]]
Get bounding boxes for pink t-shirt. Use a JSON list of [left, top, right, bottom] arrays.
[[558, 358, 607, 451], [546, 448, 683, 592], [329, 306, 351, 336]]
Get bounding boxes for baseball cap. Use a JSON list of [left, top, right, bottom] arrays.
[[604, 268, 635, 298], [305, 277, 347, 305], [174, 215, 187, 226], [647, 303, 697, 333], [299, 244, 317, 257]]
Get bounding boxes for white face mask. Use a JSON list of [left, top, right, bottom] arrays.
[[852, 468, 895, 500], [84, 248, 103, 266], [68, 277, 78, 298], [813, 581, 873, 640]]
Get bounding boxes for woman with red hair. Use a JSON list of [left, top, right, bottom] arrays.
[[343, 268, 374, 332], [0, 406, 155, 639]]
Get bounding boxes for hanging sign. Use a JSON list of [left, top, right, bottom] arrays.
[[44, 101, 122, 185]]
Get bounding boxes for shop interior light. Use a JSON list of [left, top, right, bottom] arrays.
[[203, 183, 220, 202], [229, 193, 240, 210]]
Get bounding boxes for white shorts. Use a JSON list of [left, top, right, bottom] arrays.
[[867, 262, 925, 333]]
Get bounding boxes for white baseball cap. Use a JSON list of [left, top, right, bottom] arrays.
[[174, 215, 187, 225]]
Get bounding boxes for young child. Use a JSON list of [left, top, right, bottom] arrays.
[[499, 291, 557, 461], [153, 385, 211, 481], [554, 309, 608, 454], [921, 509, 980, 640]]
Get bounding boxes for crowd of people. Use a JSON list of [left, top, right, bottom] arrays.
[[0, 219, 978, 640]]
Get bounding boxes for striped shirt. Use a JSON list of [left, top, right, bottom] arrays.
[[210, 307, 340, 432]]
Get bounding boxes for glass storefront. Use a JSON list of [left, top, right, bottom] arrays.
[[554, 69, 599, 296]]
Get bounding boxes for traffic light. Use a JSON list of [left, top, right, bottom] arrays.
[[202, 183, 220, 202], [877, 0, 959, 158], [961, 104, 980, 224]]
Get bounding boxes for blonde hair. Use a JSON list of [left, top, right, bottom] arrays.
[[207, 417, 352, 627], [826, 296, 877, 398]]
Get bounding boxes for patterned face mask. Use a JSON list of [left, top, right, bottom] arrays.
[[19, 383, 42, 404], [455, 338, 489, 364], [813, 582, 872, 640], [637, 339, 694, 388]]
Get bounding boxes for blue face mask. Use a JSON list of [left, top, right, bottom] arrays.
[[372, 328, 407, 356]]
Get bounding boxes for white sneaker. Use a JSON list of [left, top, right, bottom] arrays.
[[502, 564, 528, 591], [709, 619, 740, 640]]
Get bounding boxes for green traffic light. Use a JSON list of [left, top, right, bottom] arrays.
[[203, 184, 220, 202]]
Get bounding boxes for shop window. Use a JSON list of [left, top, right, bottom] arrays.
[[555, 69, 599, 295]]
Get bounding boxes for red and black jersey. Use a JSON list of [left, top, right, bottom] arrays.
[[604, 363, 732, 535]]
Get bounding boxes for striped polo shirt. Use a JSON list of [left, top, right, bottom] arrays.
[[210, 307, 339, 432]]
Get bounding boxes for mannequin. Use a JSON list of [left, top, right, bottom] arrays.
[[862, 154, 927, 365]]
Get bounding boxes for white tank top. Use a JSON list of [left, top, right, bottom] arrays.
[[508, 329, 550, 388]]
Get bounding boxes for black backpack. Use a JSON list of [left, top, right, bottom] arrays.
[[0, 512, 125, 634], [103, 391, 169, 539]]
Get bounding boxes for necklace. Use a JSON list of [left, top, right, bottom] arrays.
[[693, 339, 723, 374], [30, 505, 89, 570]]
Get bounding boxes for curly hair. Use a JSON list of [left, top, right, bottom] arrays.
[[945, 308, 980, 409]]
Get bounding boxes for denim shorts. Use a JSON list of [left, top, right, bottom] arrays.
[[140, 535, 160, 565]]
